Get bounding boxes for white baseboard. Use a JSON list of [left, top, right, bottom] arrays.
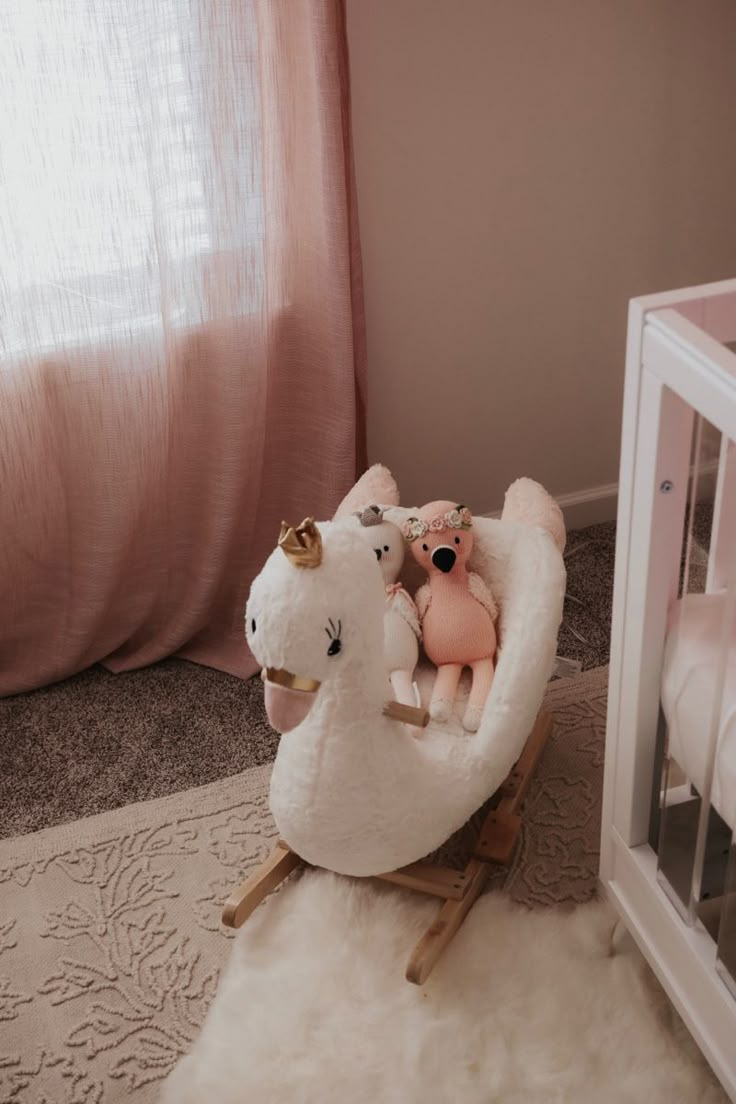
[[487, 481, 618, 530], [555, 482, 619, 530], [487, 459, 718, 533]]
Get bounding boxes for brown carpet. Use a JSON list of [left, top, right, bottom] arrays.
[[0, 660, 276, 839], [557, 522, 616, 671], [0, 667, 607, 1103]]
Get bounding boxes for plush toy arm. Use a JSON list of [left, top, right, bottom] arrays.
[[392, 589, 421, 640], [468, 572, 498, 621], [414, 583, 431, 622]]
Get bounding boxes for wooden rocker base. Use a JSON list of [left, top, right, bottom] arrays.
[[222, 710, 552, 984]]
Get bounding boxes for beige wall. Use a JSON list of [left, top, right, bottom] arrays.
[[346, 0, 736, 518]]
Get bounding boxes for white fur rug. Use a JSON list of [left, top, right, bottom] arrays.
[[161, 871, 726, 1103]]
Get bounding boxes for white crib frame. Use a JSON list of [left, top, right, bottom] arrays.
[[601, 278, 736, 1101]]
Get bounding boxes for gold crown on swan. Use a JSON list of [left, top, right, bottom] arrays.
[[278, 517, 323, 568]]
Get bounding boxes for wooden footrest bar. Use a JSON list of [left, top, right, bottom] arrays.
[[376, 861, 472, 900]]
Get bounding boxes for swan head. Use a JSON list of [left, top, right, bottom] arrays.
[[246, 518, 385, 732]]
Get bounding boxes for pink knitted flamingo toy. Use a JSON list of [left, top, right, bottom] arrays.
[[404, 501, 497, 732]]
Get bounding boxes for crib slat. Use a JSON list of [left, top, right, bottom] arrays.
[[707, 435, 736, 593], [609, 372, 694, 848]]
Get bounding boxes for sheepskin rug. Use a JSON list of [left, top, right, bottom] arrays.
[[161, 870, 726, 1103]]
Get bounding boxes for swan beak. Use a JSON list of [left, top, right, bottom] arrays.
[[263, 667, 321, 693], [262, 667, 320, 733]]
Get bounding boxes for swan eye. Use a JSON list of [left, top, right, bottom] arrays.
[[250, 618, 256, 633], [325, 618, 342, 657]]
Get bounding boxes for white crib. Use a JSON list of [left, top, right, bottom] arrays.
[[601, 277, 736, 1100]]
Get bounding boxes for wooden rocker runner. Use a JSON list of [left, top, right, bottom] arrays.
[[223, 710, 551, 985]]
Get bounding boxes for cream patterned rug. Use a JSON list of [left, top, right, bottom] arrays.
[[2, 668, 610, 1102]]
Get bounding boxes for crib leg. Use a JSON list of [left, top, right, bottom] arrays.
[[222, 840, 302, 929], [405, 858, 491, 985]]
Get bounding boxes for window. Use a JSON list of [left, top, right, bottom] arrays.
[[0, 0, 263, 357]]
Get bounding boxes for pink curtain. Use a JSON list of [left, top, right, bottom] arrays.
[[0, 0, 365, 696]]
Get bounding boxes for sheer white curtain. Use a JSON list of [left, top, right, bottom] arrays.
[[0, 0, 365, 695], [1, 0, 264, 355]]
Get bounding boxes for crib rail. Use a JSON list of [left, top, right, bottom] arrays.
[[601, 277, 736, 1101]]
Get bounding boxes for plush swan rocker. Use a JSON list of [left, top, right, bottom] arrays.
[[245, 471, 566, 878]]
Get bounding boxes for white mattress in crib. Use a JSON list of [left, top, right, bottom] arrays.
[[661, 592, 736, 829]]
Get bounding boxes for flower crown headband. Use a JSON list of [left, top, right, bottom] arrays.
[[402, 505, 472, 542]]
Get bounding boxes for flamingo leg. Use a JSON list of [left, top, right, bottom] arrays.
[[429, 663, 463, 722], [463, 657, 495, 731]]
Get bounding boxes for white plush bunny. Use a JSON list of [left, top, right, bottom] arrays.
[[354, 505, 420, 707]]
